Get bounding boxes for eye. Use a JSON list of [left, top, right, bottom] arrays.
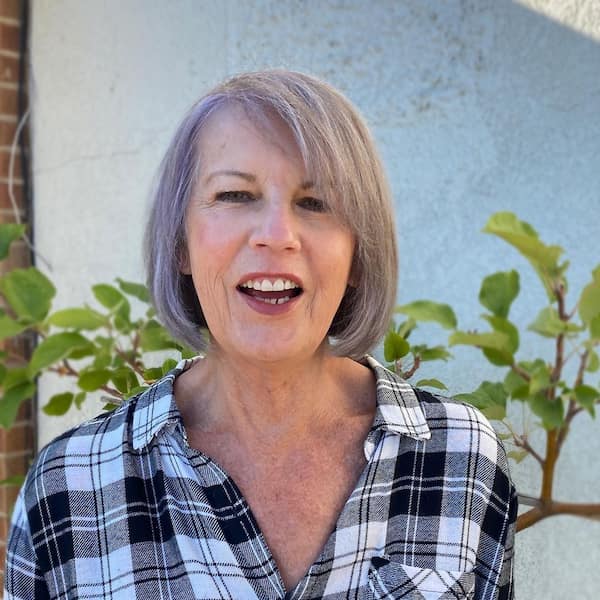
[[297, 196, 328, 213], [215, 191, 255, 203]]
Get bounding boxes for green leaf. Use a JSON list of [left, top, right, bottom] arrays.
[[47, 307, 107, 330], [161, 358, 178, 375], [140, 320, 179, 352], [504, 369, 529, 399], [455, 381, 507, 420], [78, 369, 111, 392], [483, 212, 566, 300], [28, 332, 92, 375], [528, 307, 583, 338], [507, 450, 529, 464], [180, 347, 197, 359], [0, 310, 29, 341], [480, 315, 520, 366], [116, 279, 150, 303], [416, 378, 447, 391], [479, 270, 520, 318], [110, 367, 138, 395], [0, 223, 26, 260], [0, 381, 36, 427], [92, 284, 126, 310], [0, 267, 55, 322], [0, 474, 25, 486], [74, 391, 86, 409], [579, 267, 600, 325], [92, 284, 130, 324], [125, 385, 148, 399], [449, 330, 512, 353], [92, 351, 112, 370], [42, 392, 74, 416], [574, 385, 599, 416], [529, 394, 564, 430], [413, 345, 452, 362], [590, 314, 600, 341], [3, 367, 30, 389], [395, 301, 457, 329], [396, 318, 416, 339], [68, 344, 97, 360], [143, 367, 163, 381], [0, 364, 5, 385], [586, 350, 599, 373], [529, 363, 551, 395], [384, 330, 410, 362]]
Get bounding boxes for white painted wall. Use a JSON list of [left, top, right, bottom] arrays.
[[30, 1, 600, 598]]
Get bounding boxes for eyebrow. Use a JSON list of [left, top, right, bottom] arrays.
[[205, 169, 314, 190]]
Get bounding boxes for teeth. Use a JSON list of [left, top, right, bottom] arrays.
[[241, 278, 300, 291], [255, 296, 291, 305]]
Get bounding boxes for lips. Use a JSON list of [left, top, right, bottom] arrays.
[[237, 276, 303, 306]]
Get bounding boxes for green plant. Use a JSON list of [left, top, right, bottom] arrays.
[[0, 223, 192, 433], [1, 212, 599, 532], [384, 212, 600, 531]]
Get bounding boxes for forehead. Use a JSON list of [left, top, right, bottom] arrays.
[[196, 104, 304, 170]]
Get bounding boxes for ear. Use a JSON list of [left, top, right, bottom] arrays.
[[347, 259, 359, 288], [179, 248, 191, 275]]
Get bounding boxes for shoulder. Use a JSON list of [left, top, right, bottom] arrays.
[[20, 396, 138, 509], [413, 386, 514, 488]]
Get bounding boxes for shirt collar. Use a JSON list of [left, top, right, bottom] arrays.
[[130, 355, 430, 452], [131, 357, 196, 451], [365, 356, 431, 441]]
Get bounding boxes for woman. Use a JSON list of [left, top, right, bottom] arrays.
[[5, 70, 516, 599]]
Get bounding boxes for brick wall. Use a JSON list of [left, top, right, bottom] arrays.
[[0, 0, 33, 588]]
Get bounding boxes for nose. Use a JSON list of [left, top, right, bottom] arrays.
[[249, 200, 301, 251]]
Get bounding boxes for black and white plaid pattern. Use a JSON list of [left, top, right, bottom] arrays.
[[5, 357, 516, 599]]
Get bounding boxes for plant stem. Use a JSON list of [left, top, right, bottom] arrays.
[[513, 435, 544, 467], [517, 501, 600, 531], [403, 355, 421, 379], [541, 429, 559, 501]]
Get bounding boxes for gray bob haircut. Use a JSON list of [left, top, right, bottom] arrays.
[[145, 69, 398, 359]]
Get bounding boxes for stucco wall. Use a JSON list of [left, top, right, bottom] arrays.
[[30, 1, 600, 597]]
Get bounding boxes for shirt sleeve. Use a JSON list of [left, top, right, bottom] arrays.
[[4, 485, 50, 600], [475, 432, 519, 600]]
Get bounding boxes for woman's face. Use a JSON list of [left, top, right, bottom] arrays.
[[183, 106, 355, 365]]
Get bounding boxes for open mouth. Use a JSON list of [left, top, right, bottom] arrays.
[[237, 278, 303, 305]]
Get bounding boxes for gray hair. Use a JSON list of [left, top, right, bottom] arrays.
[[145, 70, 398, 359]]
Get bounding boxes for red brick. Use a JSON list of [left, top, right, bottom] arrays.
[[0, 188, 25, 216], [0, 423, 33, 454], [0, 119, 17, 146], [0, 480, 20, 509], [0, 452, 30, 481], [0, 53, 19, 84], [0, 515, 8, 538], [0, 147, 21, 178], [0, 85, 18, 115], [0, 23, 20, 53], [0, 0, 21, 21]]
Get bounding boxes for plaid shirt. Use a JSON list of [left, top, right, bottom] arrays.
[[5, 357, 516, 599]]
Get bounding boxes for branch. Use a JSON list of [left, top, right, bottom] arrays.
[[513, 434, 544, 467], [541, 430, 559, 501], [517, 500, 600, 532], [47, 360, 122, 399], [402, 355, 421, 379], [114, 346, 145, 378], [510, 362, 531, 382], [557, 350, 589, 452]]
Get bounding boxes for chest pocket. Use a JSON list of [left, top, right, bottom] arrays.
[[366, 556, 475, 599]]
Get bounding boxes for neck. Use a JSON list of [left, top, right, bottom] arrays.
[[175, 349, 374, 445]]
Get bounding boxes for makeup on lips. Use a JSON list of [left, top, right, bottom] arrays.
[[237, 276, 303, 310]]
